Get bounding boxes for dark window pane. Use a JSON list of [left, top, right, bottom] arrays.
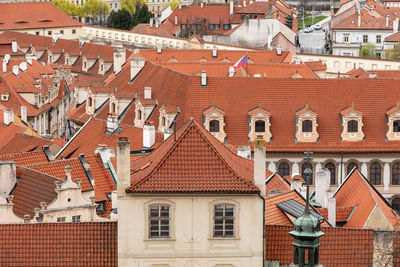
[[348, 120, 358, 132], [394, 120, 400, 132], [392, 163, 400, 185], [325, 163, 336, 185], [278, 162, 290, 176], [255, 120, 265, 132], [210, 120, 220, 132], [370, 162, 381, 185], [347, 162, 358, 175], [302, 120, 312, 132]]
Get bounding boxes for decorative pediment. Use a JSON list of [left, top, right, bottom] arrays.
[[340, 105, 364, 141], [158, 104, 179, 133], [203, 105, 226, 142], [295, 105, 319, 143], [386, 104, 400, 141], [248, 106, 272, 142]]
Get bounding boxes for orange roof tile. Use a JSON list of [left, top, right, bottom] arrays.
[[130, 23, 175, 38], [265, 173, 291, 197], [0, 150, 49, 166], [0, 133, 54, 155], [127, 119, 259, 193], [317, 206, 355, 222]]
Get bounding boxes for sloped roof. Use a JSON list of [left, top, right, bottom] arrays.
[[0, 222, 117, 266], [346, 67, 370, 78], [384, 31, 400, 42], [0, 150, 49, 166], [0, 133, 54, 155], [265, 172, 291, 196], [127, 119, 259, 193], [334, 169, 400, 229], [0, 2, 82, 30], [130, 23, 175, 38]]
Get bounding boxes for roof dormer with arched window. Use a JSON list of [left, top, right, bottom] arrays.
[[203, 105, 226, 143], [340, 105, 364, 141], [386, 104, 400, 141], [158, 104, 179, 133], [295, 105, 319, 143], [86, 90, 95, 115], [248, 106, 271, 143]]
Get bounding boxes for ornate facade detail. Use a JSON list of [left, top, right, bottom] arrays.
[[158, 104, 179, 133], [386, 104, 400, 141], [134, 97, 157, 128], [248, 106, 271, 142], [203, 105, 226, 143], [295, 105, 319, 143], [340, 105, 364, 141]]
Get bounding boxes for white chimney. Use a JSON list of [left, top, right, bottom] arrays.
[[164, 128, 173, 140], [20, 106, 27, 124], [358, 9, 361, 28], [229, 0, 234, 15], [295, 58, 301, 64], [11, 40, 17, 53], [107, 114, 118, 132], [19, 62, 27, 72], [174, 15, 178, 26], [95, 145, 115, 165], [229, 66, 235, 77], [3, 109, 14, 125], [386, 15, 390, 28], [157, 46, 162, 54], [237, 146, 251, 159], [4, 54, 10, 64], [2, 59, 6, 72], [276, 45, 282, 56], [150, 18, 154, 28], [212, 46, 217, 58], [201, 2, 204, 8], [328, 195, 336, 227], [113, 48, 126, 74], [394, 18, 399, 33], [315, 168, 330, 208], [12, 66, 18, 76], [201, 71, 207, 86], [179, 1, 182, 9], [130, 57, 145, 81], [254, 137, 266, 198], [243, 0, 246, 7], [144, 87, 152, 99], [117, 137, 130, 197], [143, 123, 155, 148], [155, 18, 159, 28]]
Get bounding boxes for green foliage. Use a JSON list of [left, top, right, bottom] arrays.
[[52, 0, 85, 17], [83, 0, 110, 20], [133, 4, 153, 25], [360, 42, 377, 58], [121, 0, 144, 14], [384, 43, 400, 59], [164, 0, 179, 10], [107, 9, 135, 30], [298, 16, 327, 30]]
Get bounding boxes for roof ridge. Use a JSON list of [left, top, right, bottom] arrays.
[[16, 165, 60, 181], [27, 156, 80, 167], [0, 149, 43, 158]]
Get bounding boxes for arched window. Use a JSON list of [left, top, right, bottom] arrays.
[[278, 162, 290, 177], [370, 162, 381, 185], [392, 162, 400, 185], [162, 116, 166, 127], [209, 120, 220, 132], [302, 120, 312, 132], [347, 162, 359, 175], [255, 120, 265, 133], [394, 120, 400, 132], [392, 197, 400, 214], [325, 163, 336, 185], [301, 162, 313, 184], [111, 103, 116, 113], [348, 120, 358, 132], [88, 97, 92, 107], [138, 109, 142, 121]]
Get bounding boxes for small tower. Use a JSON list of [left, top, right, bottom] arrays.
[[289, 150, 324, 267]]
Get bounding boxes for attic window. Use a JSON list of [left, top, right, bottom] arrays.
[[1, 93, 9, 102], [302, 120, 312, 132], [255, 120, 265, 132], [39, 19, 52, 22], [209, 120, 220, 132], [340, 106, 364, 141], [295, 106, 319, 143], [347, 120, 358, 132], [394, 120, 400, 132]]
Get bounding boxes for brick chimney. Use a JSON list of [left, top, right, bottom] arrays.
[[254, 136, 266, 198], [143, 122, 155, 148], [117, 137, 130, 197]]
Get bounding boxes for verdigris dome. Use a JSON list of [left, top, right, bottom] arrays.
[[289, 212, 324, 238]]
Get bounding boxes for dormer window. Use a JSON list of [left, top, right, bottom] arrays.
[[86, 91, 95, 115], [248, 106, 271, 142], [65, 55, 70, 65], [295, 106, 318, 143], [203, 105, 226, 142], [88, 97, 93, 107], [111, 102, 116, 114], [1, 93, 9, 102], [158, 104, 179, 133], [386, 104, 400, 140], [340, 105, 364, 141], [138, 109, 142, 120]]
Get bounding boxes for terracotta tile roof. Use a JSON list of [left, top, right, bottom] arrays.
[[0, 222, 117, 266], [266, 191, 302, 225], [127, 119, 260, 193], [370, 70, 400, 79], [236, 2, 270, 14], [0, 150, 49, 166], [265, 172, 291, 197], [317, 206, 355, 222], [346, 67, 370, 78], [334, 169, 400, 229], [384, 31, 400, 42], [130, 23, 175, 38], [304, 61, 327, 71], [265, 224, 374, 265], [0, 133, 54, 155], [12, 166, 58, 218]]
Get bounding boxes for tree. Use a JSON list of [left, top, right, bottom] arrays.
[[384, 43, 400, 59], [83, 0, 110, 22], [52, 0, 86, 18], [121, 0, 144, 14], [107, 9, 135, 30], [133, 4, 153, 25], [360, 42, 377, 58], [164, 0, 179, 10]]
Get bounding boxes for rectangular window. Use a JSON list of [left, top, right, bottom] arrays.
[[363, 35, 368, 43], [149, 205, 170, 238], [57, 217, 65, 222], [48, 31, 52, 36], [223, 24, 231, 30], [36, 31, 39, 35], [344, 34, 349, 43], [376, 35, 381, 44], [72, 215, 81, 222], [214, 204, 234, 237], [60, 30, 64, 34], [72, 29, 76, 34]]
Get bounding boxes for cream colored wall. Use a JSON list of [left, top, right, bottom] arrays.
[[118, 194, 264, 267], [365, 205, 394, 231], [0, 27, 81, 40]]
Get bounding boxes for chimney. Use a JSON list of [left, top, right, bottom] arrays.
[[150, 18, 154, 28], [179, 1, 182, 9], [315, 168, 330, 208], [291, 175, 303, 192], [130, 57, 145, 81], [327, 196, 336, 227], [201, 2, 204, 8], [2, 59, 6, 72], [113, 48, 126, 74], [164, 128, 173, 140], [12, 65, 18, 76], [276, 45, 282, 56], [143, 122, 155, 148], [95, 145, 115, 165], [394, 18, 399, 33], [201, 71, 207, 86], [254, 136, 266, 198], [20, 106, 27, 124], [155, 18, 159, 28], [386, 14, 390, 28], [229, 0, 234, 15], [144, 86, 152, 99], [175, 15, 178, 26], [23, 214, 30, 223], [3, 109, 14, 125], [358, 9, 361, 28], [107, 114, 118, 132], [243, 0, 246, 7], [11, 40, 17, 53], [229, 66, 235, 77], [117, 137, 130, 197], [19, 62, 27, 72], [157, 46, 162, 54], [237, 146, 251, 159], [26, 54, 33, 65], [212, 46, 217, 58], [295, 58, 301, 64]]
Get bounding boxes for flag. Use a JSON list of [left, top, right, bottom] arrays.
[[233, 54, 247, 69]]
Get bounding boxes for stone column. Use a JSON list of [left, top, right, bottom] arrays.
[[384, 162, 390, 191], [361, 162, 368, 177]]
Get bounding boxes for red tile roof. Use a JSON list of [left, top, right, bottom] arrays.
[[0, 150, 49, 166], [0, 133, 54, 155], [0, 222, 117, 266], [265, 224, 374, 265], [346, 67, 370, 78], [384, 31, 400, 42], [127, 119, 260, 193], [317, 206, 355, 222], [266, 191, 303, 225], [0, 2, 82, 30], [265, 172, 291, 197], [130, 23, 175, 38]]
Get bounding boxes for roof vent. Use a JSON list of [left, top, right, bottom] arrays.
[[11, 40, 17, 53], [212, 46, 217, 58], [12, 65, 18, 76], [201, 71, 207, 86], [19, 62, 27, 72]]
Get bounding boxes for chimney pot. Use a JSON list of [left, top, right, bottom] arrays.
[[40, 202, 47, 210], [6, 195, 14, 204], [34, 207, 40, 217], [11, 40, 17, 53], [143, 123, 156, 148], [201, 71, 207, 86], [144, 87, 152, 99]]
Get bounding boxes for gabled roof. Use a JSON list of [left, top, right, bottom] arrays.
[[340, 105, 363, 116], [385, 31, 400, 42], [265, 172, 291, 196], [295, 105, 318, 117], [0, 133, 54, 155], [0, 150, 49, 166], [203, 105, 225, 116], [386, 104, 400, 116], [248, 106, 271, 116], [346, 67, 370, 78], [127, 119, 259, 193], [130, 23, 175, 38]]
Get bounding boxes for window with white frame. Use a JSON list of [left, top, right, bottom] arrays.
[[149, 204, 170, 238], [213, 204, 234, 237], [363, 35, 368, 43], [72, 215, 80, 222], [376, 35, 381, 44]]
